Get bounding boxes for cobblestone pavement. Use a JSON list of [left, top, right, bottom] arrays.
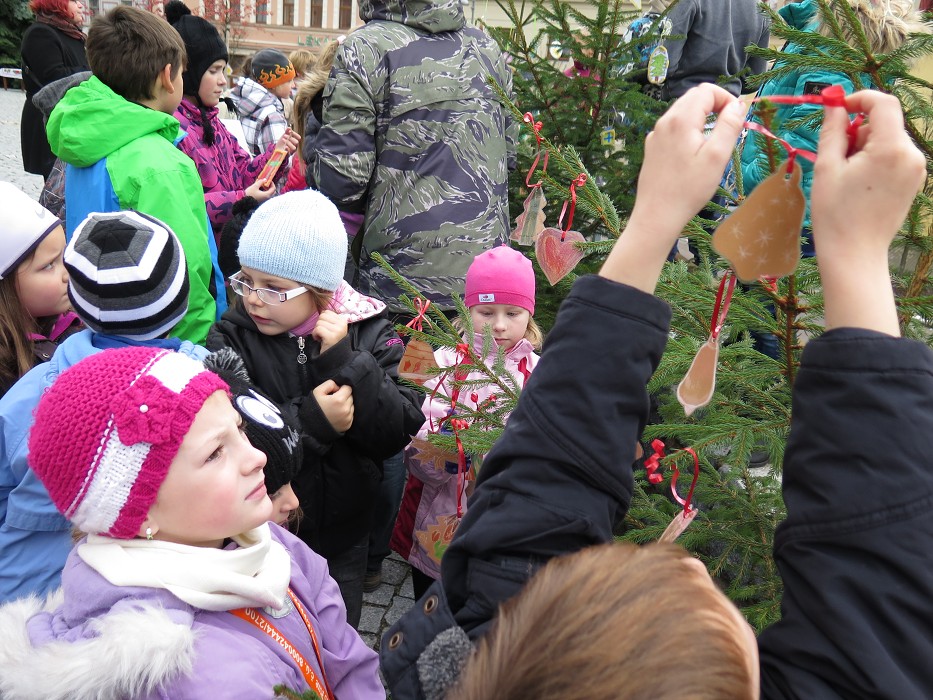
[[0, 87, 43, 198], [1, 78, 418, 657]]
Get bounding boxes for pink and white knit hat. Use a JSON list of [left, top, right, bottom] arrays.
[[28, 346, 229, 539]]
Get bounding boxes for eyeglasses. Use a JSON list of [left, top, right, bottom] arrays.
[[228, 273, 309, 306]]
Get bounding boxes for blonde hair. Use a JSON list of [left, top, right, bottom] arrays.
[[818, 0, 930, 55], [453, 313, 543, 350], [290, 40, 340, 166], [288, 48, 314, 77], [448, 542, 755, 700]]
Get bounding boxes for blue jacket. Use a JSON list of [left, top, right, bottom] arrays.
[[0, 330, 207, 603]]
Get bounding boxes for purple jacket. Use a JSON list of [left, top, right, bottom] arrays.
[[0, 524, 384, 699], [175, 98, 275, 236]]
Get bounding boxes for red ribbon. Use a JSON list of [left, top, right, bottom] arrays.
[[748, 84, 864, 168], [557, 173, 588, 241], [405, 298, 431, 332], [644, 439, 699, 517], [449, 417, 470, 518], [428, 343, 471, 433], [711, 271, 736, 340], [523, 113, 549, 189]]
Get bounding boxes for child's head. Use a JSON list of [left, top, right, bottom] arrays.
[[204, 348, 303, 528], [172, 14, 228, 107], [0, 184, 69, 386], [28, 346, 274, 546], [464, 246, 541, 351], [820, 0, 930, 55], [233, 190, 347, 336], [87, 5, 185, 108], [29, 0, 84, 24], [448, 542, 758, 700], [288, 48, 314, 79], [65, 211, 190, 340], [250, 48, 296, 100]]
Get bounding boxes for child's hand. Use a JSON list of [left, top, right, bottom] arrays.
[[812, 90, 925, 260], [600, 84, 745, 294], [812, 90, 925, 337], [245, 178, 276, 202], [275, 127, 302, 155], [313, 380, 354, 433], [312, 310, 348, 353]]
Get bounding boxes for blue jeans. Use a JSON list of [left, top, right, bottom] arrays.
[[367, 451, 407, 573], [327, 535, 368, 629]]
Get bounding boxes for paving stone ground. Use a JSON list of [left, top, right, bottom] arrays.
[[0, 87, 43, 198], [360, 553, 415, 653]]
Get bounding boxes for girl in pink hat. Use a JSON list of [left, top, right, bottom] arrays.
[[391, 246, 542, 600]]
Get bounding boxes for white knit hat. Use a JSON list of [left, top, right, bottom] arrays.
[[1, 182, 63, 280], [237, 190, 348, 292]]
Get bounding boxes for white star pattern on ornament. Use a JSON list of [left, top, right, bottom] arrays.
[[758, 228, 773, 245], [731, 223, 744, 238], [738, 246, 750, 259]]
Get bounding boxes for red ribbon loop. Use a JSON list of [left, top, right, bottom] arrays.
[[449, 418, 470, 518], [557, 173, 588, 240], [644, 440, 700, 518], [405, 298, 431, 332], [522, 114, 549, 188], [711, 271, 736, 340]]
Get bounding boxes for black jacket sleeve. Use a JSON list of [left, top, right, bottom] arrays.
[[305, 316, 424, 462], [759, 329, 933, 699], [381, 275, 672, 694]]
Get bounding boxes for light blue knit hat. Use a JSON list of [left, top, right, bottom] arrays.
[[237, 190, 348, 291]]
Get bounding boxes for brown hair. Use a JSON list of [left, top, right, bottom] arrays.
[[448, 543, 755, 700], [86, 5, 185, 102], [290, 40, 340, 166], [288, 48, 315, 78], [0, 275, 40, 394]]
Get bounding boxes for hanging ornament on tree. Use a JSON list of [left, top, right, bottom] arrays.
[[536, 173, 587, 285], [512, 113, 550, 246], [398, 299, 439, 386], [647, 44, 669, 85], [712, 149, 807, 282], [644, 439, 700, 542], [677, 271, 735, 416]]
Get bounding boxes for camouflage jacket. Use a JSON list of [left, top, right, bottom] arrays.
[[311, 0, 517, 312]]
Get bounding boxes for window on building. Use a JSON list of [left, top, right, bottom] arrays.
[[283, 0, 294, 25], [338, 0, 351, 28], [255, 0, 268, 23], [310, 0, 322, 27]]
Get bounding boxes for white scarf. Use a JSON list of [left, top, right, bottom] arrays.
[[78, 524, 292, 611]]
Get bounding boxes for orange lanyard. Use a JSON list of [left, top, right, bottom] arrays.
[[231, 589, 335, 700]]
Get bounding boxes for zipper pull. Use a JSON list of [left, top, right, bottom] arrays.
[[297, 336, 308, 365]]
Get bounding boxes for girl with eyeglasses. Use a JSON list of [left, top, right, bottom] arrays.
[[207, 189, 425, 629]]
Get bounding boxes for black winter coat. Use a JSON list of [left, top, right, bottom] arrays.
[[20, 22, 88, 178], [382, 274, 933, 700], [208, 304, 424, 558]]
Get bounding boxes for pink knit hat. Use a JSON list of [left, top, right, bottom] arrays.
[[28, 347, 229, 539], [464, 246, 535, 314]]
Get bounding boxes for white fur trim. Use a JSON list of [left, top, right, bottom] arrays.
[[71, 423, 151, 534], [0, 590, 194, 700]]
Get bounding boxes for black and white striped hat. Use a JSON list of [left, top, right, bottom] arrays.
[[65, 211, 190, 340]]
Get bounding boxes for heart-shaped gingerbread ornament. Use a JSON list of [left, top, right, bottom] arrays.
[[535, 227, 585, 286]]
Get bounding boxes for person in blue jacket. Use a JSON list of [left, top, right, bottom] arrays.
[[0, 210, 206, 603], [380, 84, 933, 699], [741, 0, 926, 256]]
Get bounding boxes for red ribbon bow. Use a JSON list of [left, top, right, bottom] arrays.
[[405, 298, 431, 332]]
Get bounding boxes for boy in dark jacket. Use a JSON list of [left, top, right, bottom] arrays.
[[381, 85, 933, 699]]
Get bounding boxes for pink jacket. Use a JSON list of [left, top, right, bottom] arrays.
[[393, 334, 538, 579], [175, 98, 279, 236]]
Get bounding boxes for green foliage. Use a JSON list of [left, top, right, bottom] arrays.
[[0, 0, 32, 66]]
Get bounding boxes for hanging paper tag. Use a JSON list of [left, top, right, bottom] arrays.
[[600, 127, 615, 146], [658, 507, 698, 543], [415, 514, 461, 565], [398, 339, 439, 386], [712, 161, 806, 282], [511, 188, 547, 246], [647, 44, 669, 85], [535, 227, 585, 285], [677, 338, 719, 416]]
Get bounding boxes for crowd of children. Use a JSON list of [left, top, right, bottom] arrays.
[[2, 0, 933, 698]]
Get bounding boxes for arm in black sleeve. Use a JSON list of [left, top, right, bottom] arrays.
[[306, 319, 424, 461], [759, 329, 933, 699], [21, 26, 82, 86]]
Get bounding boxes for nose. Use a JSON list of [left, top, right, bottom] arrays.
[[244, 442, 266, 475], [245, 287, 265, 307], [493, 315, 507, 331], [279, 483, 299, 514]]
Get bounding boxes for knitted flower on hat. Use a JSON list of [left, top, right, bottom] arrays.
[[28, 347, 229, 539]]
